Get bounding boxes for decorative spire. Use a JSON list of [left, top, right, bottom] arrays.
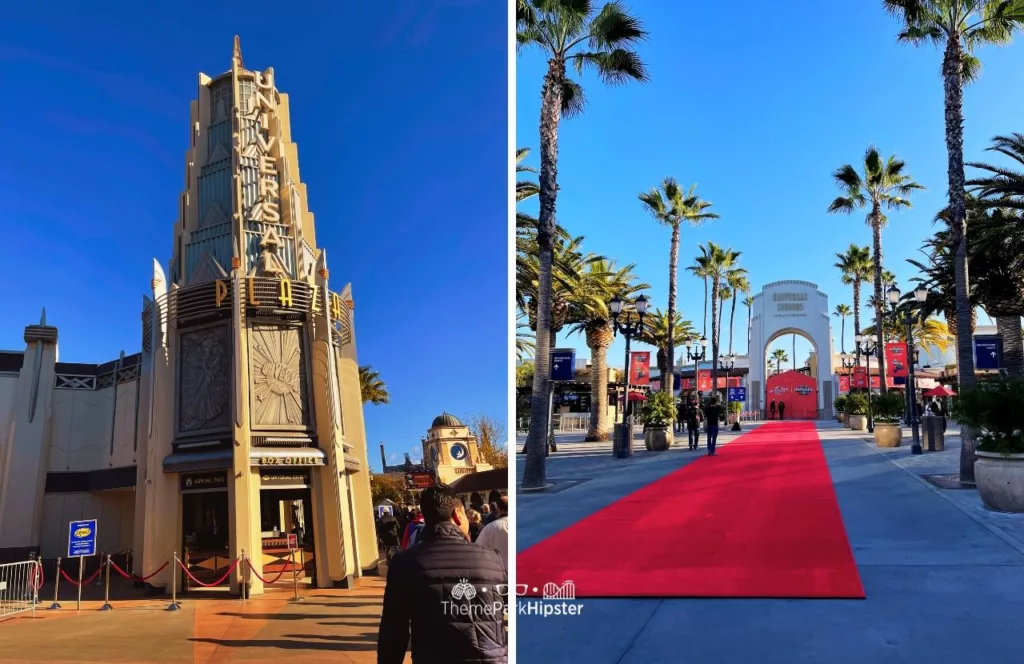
[[232, 35, 243, 69]]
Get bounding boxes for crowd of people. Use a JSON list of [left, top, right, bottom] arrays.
[[375, 487, 509, 663]]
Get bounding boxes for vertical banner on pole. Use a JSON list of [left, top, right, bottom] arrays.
[[628, 352, 650, 386], [838, 375, 851, 393], [885, 342, 909, 378]]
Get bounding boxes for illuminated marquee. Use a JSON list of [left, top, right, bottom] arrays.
[[214, 278, 347, 315], [244, 70, 282, 223]]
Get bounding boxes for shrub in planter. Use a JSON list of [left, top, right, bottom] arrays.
[[845, 393, 869, 431], [833, 396, 848, 421], [871, 391, 905, 447], [959, 378, 1024, 512], [642, 391, 675, 451], [728, 400, 743, 430]]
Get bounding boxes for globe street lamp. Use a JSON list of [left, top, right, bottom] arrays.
[[720, 353, 740, 430], [684, 335, 708, 398], [610, 294, 649, 458], [855, 333, 877, 433], [840, 352, 855, 411], [887, 284, 928, 455]]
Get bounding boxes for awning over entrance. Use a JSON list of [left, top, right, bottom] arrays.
[[250, 447, 326, 467], [163, 449, 233, 474]]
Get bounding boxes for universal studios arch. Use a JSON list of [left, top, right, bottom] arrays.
[[747, 281, 837, 420]]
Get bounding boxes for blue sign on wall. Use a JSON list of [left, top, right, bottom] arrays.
[[550, 349, 576, 381], [67, 519, 98, 558], [727, 386, 747, 403], [975, 337, 1002, 370]]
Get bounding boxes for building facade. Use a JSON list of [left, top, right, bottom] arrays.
[[0, 38, 377, 595]]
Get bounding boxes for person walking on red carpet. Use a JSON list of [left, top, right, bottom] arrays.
[[769, 399, 777, 420], [682, 395, 703, 450], [778, 401, 786, 420], [703, 396, 725, 456]]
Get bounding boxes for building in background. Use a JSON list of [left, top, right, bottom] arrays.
[[0, 38, 377, 595]]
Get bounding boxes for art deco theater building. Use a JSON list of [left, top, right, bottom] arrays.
[[0, 39, 378, 594]]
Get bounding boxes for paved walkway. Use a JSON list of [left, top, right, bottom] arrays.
[[516, 421, 1024, 663], [0, 577, 407, 663]]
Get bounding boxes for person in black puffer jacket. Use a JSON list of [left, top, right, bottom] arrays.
[[377, 484, 507, 664]]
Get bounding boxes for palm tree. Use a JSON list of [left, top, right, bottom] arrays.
[[861, 315, 954, 359], [885, 0, 1024, 483], [638, 309, 696, 396], [727, 274, 751, 355], [770, 348, 788, 375], [833, 304, 853, 353], [827, 146, 924, 392], [639, 179, 719, 393], [518, 0, 649, 489], [693, 243, 745, 391], [835, 244, 874, 351], [688, 245, 713, 337], [970, 208, 1024, 375], [968, 132, 1024, 209], [359, 366, 390, 405], [516, 314, 535, 361], [569, 260, 650, 440], [907, 220, 978, 342]]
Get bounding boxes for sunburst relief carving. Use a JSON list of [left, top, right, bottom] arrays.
[[250, 325, 307, 426]]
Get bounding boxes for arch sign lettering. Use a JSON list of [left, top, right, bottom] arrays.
[[747, 280, 836, 419]]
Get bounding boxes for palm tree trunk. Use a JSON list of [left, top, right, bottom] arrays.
[[942, 38, 977, 484], [586, 323, 613, 441], [840, 316, 846, 354], [729, 295, 738, 355], [853, 279, 862, 362], [996, 316, 1024, 376], [710, 277, 720, 393], [793, 334, 797, 371], [718, 297, 725, 355], [701, 277, 708, 338], [665, 225, 680, 394], [871, 213, 888, 393], [523, 56, 565, 489]]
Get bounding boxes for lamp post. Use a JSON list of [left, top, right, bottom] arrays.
[[855, 333, 877, 433], [887, 284, 928, 455], [610, 294, 649, 459], [721, 353, 740, 430], [684, 335, 708, 400]]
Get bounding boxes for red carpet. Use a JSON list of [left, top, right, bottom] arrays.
[[518, 422, 864, 598]]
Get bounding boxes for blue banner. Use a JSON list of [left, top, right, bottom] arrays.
[[68, 519, 97, 558], [727, 386, 747, 403], [550, 349, 576, 381], [975, 337, 1002, 370]]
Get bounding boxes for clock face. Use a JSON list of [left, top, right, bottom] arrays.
[[451, 444, 467, 461], [430, 446, 439, 466]]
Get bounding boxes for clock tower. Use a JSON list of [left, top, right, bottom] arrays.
[[421, 412, 493, 485]]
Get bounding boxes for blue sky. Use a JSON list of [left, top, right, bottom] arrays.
[[517, 1, 1024, 370], [0, 0, 507, 470]]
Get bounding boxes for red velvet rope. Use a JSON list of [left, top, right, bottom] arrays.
[[177, 557, 239, 587], [243, 557, 293, 584], [59, 565, 103, 587], [109, 559, 170, 583]]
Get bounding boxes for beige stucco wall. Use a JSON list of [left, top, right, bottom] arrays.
[[38, 490, 134, 559], [0, 372, 18, 468], [47, 380, 138, 472]]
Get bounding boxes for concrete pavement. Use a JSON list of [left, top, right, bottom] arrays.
[[516, 421, 1024, 663]]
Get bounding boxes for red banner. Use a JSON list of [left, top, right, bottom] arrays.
[[852, 366, 867, 389], [838, 375, 850, 393], [697, 370, 712, 391], [629, 352, 650, 386], [885, 342, 909, 378]]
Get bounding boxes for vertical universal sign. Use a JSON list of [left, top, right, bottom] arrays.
[[244, 69, 281, 223]]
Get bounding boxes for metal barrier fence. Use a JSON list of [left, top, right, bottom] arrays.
[[0, 559, 41, 619], [517, 414, 592, 434]]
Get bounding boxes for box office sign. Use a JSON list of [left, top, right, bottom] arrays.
[[181, 472, 228, 491], [255, 454, 324, 467]]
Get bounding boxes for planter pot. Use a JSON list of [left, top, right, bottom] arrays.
[[839, 413, 848, 425], [644, 425, 672, 452], [975, 451, 1024, 513], [848, 414, 867, 431], [873, 423, 902, 447]]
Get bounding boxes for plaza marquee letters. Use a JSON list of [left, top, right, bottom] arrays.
[[214, 278, 346, 319]]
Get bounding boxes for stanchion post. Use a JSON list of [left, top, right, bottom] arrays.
[[100, 555, 113, 611], [166, 552, 180, 612], [49, 557, 62, 610], [34, 555, 42, 607], [76, 555, 84, 612], [240, 550, 247, 602], [289, 550, 302, 602]]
